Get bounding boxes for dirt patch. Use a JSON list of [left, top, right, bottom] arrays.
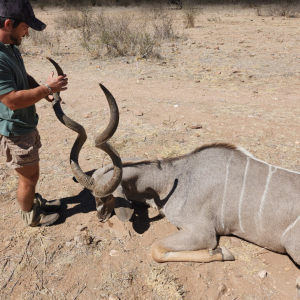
[[1, 4, 300, 300]]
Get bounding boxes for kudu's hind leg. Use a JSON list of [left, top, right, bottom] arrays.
[[151, 227, 234, 263]]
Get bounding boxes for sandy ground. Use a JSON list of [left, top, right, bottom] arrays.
[[1, 4, 300, 300]]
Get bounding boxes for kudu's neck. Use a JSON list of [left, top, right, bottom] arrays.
[[122, 160, 176, 207]]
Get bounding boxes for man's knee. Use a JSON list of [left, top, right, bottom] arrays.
[[16, 163, 40, 185]]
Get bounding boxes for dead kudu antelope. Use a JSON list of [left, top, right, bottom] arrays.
[[48, 58, 300, 290]]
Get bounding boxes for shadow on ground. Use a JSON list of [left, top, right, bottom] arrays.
[[55, 188, 164, 233], [131, 202, 163, 234], [55, 188, 96, 224]]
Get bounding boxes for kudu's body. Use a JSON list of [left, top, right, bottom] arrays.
[[47, 58, 300, 275], [93, 144, 300, 263]]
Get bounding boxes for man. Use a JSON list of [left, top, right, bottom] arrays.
[[0, 0, 68, 227]]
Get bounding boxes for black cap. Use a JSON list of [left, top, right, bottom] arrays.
[[0, 0, 46, 31]]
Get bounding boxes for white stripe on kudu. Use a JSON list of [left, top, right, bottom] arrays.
[[282, 214, 300, 240], [239, 156, 250, 233], [221, 153, 234, 231], [259, 165, 277, 222]]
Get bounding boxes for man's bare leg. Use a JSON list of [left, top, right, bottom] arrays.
[[15, 162, 60, 226], [15, 163, 39, 211]]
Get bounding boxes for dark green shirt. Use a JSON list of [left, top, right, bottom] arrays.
[[0, 42, 38, 136]]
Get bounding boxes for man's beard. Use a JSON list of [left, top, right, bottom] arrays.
[[9, 33, 21, 46]]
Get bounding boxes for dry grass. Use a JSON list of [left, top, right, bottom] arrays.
[[52, 6, 179, 59], [257, 2, 300, 17], [20, 29, 61, 56], [146, 265, 185, 299], [183, 5, 201, 28], [54, 11, 83, 30], [79, 8, 177, 58]]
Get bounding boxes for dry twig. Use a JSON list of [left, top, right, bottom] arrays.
[[73, 284, 87, 300], [1, 238, 31, 290]]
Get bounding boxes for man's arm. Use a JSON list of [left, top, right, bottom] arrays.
[[27, 73, 56, 102], [0, 72, 68, 110]]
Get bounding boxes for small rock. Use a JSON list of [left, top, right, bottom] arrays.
[[110, 249, 119, 257], [109, 294, 120, 300], [285, 267, 290, 272], [132, 109, 143, 116], [189, 123, 202, 129], [258, 270, 267, 278], [76, 225, 87, 232], [206, 283, 227, 300]]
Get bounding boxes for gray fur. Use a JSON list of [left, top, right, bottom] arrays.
[[93, 143, 300, 265]]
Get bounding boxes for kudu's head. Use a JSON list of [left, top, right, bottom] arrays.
[[46, 57, 123, 221]]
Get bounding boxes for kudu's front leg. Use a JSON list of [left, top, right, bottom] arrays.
[[151, 227, 234, 263]]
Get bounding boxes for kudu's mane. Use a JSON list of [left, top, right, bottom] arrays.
[[163, 143, 237, 163], [103, 143, 237, 174]]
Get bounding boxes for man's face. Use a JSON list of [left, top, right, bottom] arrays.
[[9, 22, 29, 46]]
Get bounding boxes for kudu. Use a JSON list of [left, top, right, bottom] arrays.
[[47, 58, 300, 290]]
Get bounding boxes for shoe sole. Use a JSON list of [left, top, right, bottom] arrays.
[[40, 214, 60, 226]]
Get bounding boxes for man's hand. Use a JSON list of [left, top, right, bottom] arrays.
[[46, 71, 68, 93]]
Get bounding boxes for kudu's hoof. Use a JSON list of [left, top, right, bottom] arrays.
[[220, 247, 235, 261]]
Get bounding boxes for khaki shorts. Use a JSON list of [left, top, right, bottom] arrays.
[[0, 129, 42, 169]]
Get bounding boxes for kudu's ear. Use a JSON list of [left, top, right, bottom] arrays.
[[114, 197, 134, 222]]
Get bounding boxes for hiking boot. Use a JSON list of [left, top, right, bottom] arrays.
[[21, 202, 59, 227], [34, 193, 61, 212]]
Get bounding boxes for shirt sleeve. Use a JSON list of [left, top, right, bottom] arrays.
[[0, 58, 16, 96]]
